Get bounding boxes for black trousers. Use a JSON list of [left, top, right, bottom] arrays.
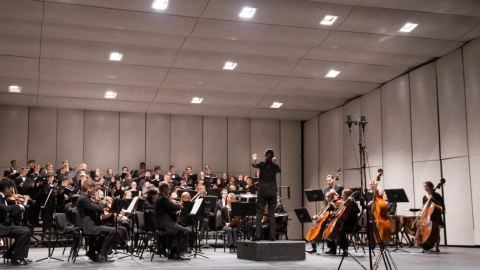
[[90, 226, 117, 257], [255, 196, 276, 240], [4, 226, 31, 260]]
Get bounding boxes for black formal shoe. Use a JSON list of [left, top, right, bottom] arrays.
[[270, 238, 275, 241], [97, 254, 115, 263], [86, 250, 97, 262], [325, 249, 337, 255], [160, 249, 169, 257], [11, 259, 28, 265], [251, 237, 259, 241], [342, 251, 349, 257], [176, 254, 191, 260]]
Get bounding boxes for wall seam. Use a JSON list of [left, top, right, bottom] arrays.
[[408, 73, 416, 208]]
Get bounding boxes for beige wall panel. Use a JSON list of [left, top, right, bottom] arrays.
[[437, 49, 469, 159], [170, 115, 203, 174], [469, 155, 480, 245], [84, 111, 119, 173], [119, 112, 145, 171], [56, 109, 84, 168], [303, 117, 319, 233], [203, 116, 227, 174], [28, 107, 57, 168], [0, 106, 28, 169], [250, 119, 280, 179], [319, 107, 343, 172], [343, 99, 360, 170], [410, 63, 440, 162], [381, 75, 412, 166], [227, 118, 250, 176], [412, 161, 441, 208], [382, 163, 414, 210], [463, 42, 480, 156], [145, 114, 170, 173], [442, 157, 474, 245], [360, 88, 382, 167]]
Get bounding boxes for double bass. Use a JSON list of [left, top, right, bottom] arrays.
[[371, 168, 391, 244], [415, 178, 445, 250]]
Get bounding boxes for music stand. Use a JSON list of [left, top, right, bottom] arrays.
[[131, 190, 139, 197], [231, 202, 256, 240], [350, 188, 362, 201], [384, 189, 409, 253], [190, 174, 198, 183], [207, 188, 222, 199], [294, 208, 312, 240], [304, 189, 324, 215], [189, 198, 208, 258]]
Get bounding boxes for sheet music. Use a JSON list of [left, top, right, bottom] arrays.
[[190, 198, 203, 216], [122, 196, 139, 213]]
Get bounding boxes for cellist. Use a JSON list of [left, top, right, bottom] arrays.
[[307, 191, 337, 254], [420, 181, 445, 252]]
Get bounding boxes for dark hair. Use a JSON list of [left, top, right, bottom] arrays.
[[28, 159, 35, 164], [154, 166, 161, 171], [10, 160, 16, 165], [265, 149, 274, 167], [140, 162, 146, 165], [186, 166, 192, 170], [424, 181, 434, 190], [0, 178, 14, 191], [169, 165, 175, 170]]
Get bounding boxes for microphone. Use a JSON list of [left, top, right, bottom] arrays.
[[345, 114, 353, 130]]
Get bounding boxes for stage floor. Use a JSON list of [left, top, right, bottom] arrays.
[[5, 243, 479, 269]]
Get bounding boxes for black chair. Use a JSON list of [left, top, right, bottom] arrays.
[[69, 210, 102, 263], [1, 237, 10, 265], [275, 215, 289, 240], [51, 213, 74, 256], [213, 226, 226, 252], [142, 210, 168, 261]]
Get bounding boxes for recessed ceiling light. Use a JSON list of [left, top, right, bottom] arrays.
[[271, 102, 283, 108], [223, 62, 237, 70], [9, 85, 21, 93], [109, 52, 123, 61], [106, 75, 116, 79], [152, 0, 169, 10], [399, 23, 418, 32], [105, 91, 117, 99], [325, 70, 340, 78], [320, 15, 338, 25], [239, 7, 256, 18], [191, 97, 203, 104]]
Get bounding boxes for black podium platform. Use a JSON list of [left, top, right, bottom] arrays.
[[237, 240, 306, 261]]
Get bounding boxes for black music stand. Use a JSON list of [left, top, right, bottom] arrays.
[[231, 202, 256, 240], [350, 188, 362, 201], [384, 189, 409, 253], [207, 188, 222, 199], [189, 198, 208, 259], [294, 208, 312, 240], [305, 189, 324, 216]]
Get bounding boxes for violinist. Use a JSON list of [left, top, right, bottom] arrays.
[[221, 193, 240, 252], [307, 191, 337, 254], [101, 196, 131, 252], [0, 178, 32, 265], [421, 181, 445, 252], [143, 188, 158, 211]]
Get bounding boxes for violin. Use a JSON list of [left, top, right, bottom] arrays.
[[6, 194, 26, 204]]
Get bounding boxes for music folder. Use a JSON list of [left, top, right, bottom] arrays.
[[190, 174, 198, 182], [384, 189, 409, 203], [304, 189, 324, 202]]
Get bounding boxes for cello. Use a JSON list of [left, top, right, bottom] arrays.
[[323, 191, 357, 241], [415, 178, 445, 250], [371, 168, 391, 244]]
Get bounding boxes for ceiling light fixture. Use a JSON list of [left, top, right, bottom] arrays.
[[239, 7, 256, 18], [152, 0, 169, 10], [105, 91, 117, 99], [223, 62, 237, 70], [271, 102, 283, 108], [320, 15, 338, 25], [399, 23, 418, 32], [191, 97, 203, 104], [9, 85, 21, 93], [109, 52, 123, 61], [325, 70, 340, 78]]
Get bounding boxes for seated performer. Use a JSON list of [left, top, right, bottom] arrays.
[[101, 197, 131, 252], [154, 182, 190, 260], [307, 191, 337, 253], [0, 178, 32, 265], [178, 192, 194, 253], [221, 193, 240, 252], [77, 178, 117, 262]]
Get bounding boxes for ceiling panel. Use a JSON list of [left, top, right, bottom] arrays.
[[42, 22, 186, 48], [148, 103, 251, 118], [337, 6, 479, 40], [39, 80, 157, 102], [0, 77, 38, 96], [38, 96, 150, 113], [0, 93, 37, 107], [192, 19, 330, 46], [290, 60, 407, 83], [321, 31, 452, 56], [172, 49, 298, 76], [276, 77, 380, 94], [40, 59, 168, 88], [0, 34, 40, 58], [0, 56, 39, 80], [358, 0, 480, 17], [44, 0, 209, 17], [267, 88, 359, 99], [44, 2, 197, 35], [458, 23, 480, 42], [201, 0, 353, 29], [161, 69, 281, 94], [248, 108, 319, 121], [0, 0, 44, 21], [0, 18, 42, 37], [153, 88, 263, 107], [304, 47, 428, 67], [256, 95, 347, 112], [182, 36, 310, 59], [40, 38, 178, 67], [434, 41, 466, 57]]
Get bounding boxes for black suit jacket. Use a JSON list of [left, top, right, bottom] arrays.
[[252, 161, 281, 198], [0, 195, 23, 236], [323, 184, 344, 198], [154, 195, 183, 235], [76, 193, 105, 235]]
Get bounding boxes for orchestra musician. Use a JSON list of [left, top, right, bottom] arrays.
[[421, 181, 445, 252], [178, 192, 194, 252], [77, 178, 117, 263], [329, 189, 360, 256], [323, 174, 344, 200], [307, 191, 336, 254], [101, 196, 131, 252], [0, 178, 32, 265], [143, 188, 159, 211], [368, 180, 396, 216], [221, 193, 240, 252], [251, 149, 281, 241]]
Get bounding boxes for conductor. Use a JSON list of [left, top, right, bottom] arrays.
[[251, 149, 281, 241]]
